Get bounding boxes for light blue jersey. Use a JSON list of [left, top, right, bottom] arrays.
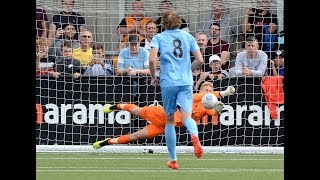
[[150, 29, 199, 87], [118, 47, 150, 70]]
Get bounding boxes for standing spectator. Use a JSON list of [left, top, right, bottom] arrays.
[[48, 0, 86, 40], [116, 34, 150, 76], [72, 30, 93, 70], [206, 23, 230, 70], [269, 50, 284, 76], [149, 10, 204, 169], [116, 0, 152, 43], [197, 0, 240, 46], [233, 36, 268, 77], [52, 41, 82, 79], [192, 32, 209, 77], [36, 38, 54, 75], [139, 20, 158, 51], [83, 43, 114, 76], [36, 5, 49, 39], [48, 23, 80, 63], [242, 0, 278, 48], [155, 0, 189, 33]]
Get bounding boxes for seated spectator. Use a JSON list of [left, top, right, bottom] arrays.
[[116, 34, 150, 76], [194, 55, 229, 90], [36, 38, 54, 76], [112, 41, 127, 71], [72, 30, 93, 71], [233, 36, 268, 77], [52, 41, 82, 79], [36, 5, 49, 39], [269, 50, 284, 76], [48, 23, 80, 62], [155, 0, 189, 33], [48, 0, 86, 40], [83, 43, 114, 76], [116, 0, 152, 43]]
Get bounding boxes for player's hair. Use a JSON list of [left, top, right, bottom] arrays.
[[162, 10, 182, 30], [200, 81, 214, 89]]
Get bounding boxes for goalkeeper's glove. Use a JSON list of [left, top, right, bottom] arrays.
[[214, 101, 224, 114], [220, 86, 236, 98]]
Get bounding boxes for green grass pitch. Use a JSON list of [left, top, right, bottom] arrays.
[[37, 152, 284, 180]]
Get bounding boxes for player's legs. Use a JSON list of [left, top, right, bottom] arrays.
[[104, 103, 142, 116], [161, 86, 179, 165], [178, 85, 203, 158]]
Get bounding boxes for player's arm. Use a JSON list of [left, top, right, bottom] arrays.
[[149, 47, 158, 79], [191, 49, 203, 72]]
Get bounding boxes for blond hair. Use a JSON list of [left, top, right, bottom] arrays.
[[162, 10, 182, 30], [200, 81, 214, 89]]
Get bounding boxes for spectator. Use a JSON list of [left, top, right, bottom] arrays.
[[72, 30, 93, 70], [242, 0, 278, 48], [140, 20, 158, 51], [269, 50, 284, 76], [116, 0, 152, 43], [206, 23, 230, 70], [194, 55, 229, 90], [48, 0, 86, 40], [36, 38, 54, 75], [83, 43, 114, 76], [116, 34, 150, 76], [192, 32, 209, 77], [52, 41, 82, 79], [233, 36, 268, 77], [112, 41, 127, 71], [48, 23, 80, 62], [197, 0, 240, 47], [36, 5, 49, 39], [155, 0, 190, 33]]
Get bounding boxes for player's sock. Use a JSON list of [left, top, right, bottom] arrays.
[[117, 104, 138, 112], [109, 104, 119, 110], [165, 125, 177, 161], [184, 117, 198, 137], [117, 134, 131, 144]]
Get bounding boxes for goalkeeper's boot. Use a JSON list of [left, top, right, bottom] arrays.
[[93, 138, 110, 149], [191, 134, 203, 158], [167, 160, 179, 169], [103, 104, 118, 114], [220, 86, 236, 97]]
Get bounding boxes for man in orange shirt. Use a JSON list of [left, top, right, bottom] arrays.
[[93, 81, 235, 148]]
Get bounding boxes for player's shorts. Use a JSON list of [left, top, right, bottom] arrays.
[[140, 106, 167, 127], [161, 85, 193, 115]]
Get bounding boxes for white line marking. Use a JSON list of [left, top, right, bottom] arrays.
[[37, 157, 283, 161], [36, 168, 283, 173]]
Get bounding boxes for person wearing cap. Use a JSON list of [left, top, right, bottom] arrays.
[[269, 50, 284, 76], [116, 34, 150, 76], [234, 36, 268, 77], [194, 54, 229, 91]]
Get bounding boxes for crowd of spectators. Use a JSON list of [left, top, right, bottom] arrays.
[[36, 0, 284, 85]]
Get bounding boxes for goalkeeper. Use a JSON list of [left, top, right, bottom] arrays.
[[93, 82, 235, 148]]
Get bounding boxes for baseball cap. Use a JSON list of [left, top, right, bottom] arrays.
[[208, 55, 221, 64], [128, 34, 139, 43]]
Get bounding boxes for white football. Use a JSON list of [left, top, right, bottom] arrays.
[[201, 93, 218, 109]]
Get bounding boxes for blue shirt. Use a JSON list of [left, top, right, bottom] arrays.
[[150, 29, 199, 87], [118, 47, 150, 70]]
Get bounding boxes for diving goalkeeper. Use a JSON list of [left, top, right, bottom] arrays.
[[93, 82, 235, 148]]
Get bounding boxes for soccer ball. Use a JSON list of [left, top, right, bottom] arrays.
[[202, 93, 218, 109]]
